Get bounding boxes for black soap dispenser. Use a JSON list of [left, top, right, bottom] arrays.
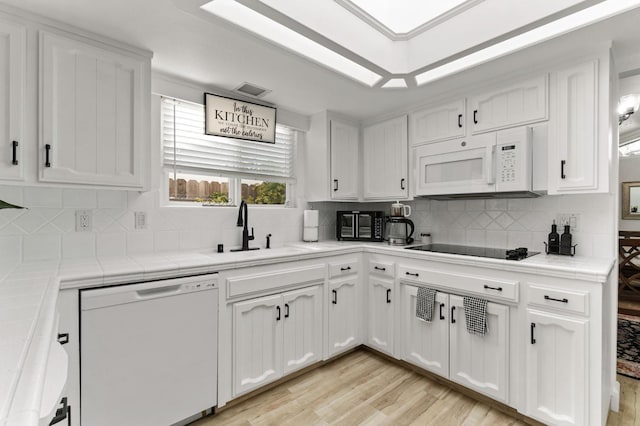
[[547, 220, 560, 254], [560, 224, 573, 256]]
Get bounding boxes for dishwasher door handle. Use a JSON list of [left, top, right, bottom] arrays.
[[136, 285, 182, 298]]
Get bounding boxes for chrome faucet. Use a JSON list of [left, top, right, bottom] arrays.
[[231, 200, 258, 251]]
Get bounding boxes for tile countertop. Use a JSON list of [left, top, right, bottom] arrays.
[[0, 242, 616, 426]]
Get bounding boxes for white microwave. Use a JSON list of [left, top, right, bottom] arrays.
[[414, 127, 540, 199]]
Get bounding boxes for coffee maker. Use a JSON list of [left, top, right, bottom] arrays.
[[385, 201, 415, 246]]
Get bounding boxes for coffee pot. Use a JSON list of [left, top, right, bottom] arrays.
[[390, 201, 411, 218], [385, 217, 415, 246]]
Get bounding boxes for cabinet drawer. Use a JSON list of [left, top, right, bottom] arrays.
[[329, 259, 359, 278], [368, 261, 395, 278], [527, 284, 588, 315], [227, 265, 325, 298], [398, 265, 518, 302]]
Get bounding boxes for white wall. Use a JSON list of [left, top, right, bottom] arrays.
[[620, 156, 640, 232]]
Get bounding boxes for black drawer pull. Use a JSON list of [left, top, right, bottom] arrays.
[[457, 114, 462, 128], [340, 266, 351, 271], [400, 178, 406, 190], [284, 303, 290, 318], [484, 285, 503, 292], [405, 272, 419, 277], [473, 110, 478, 124], [544, 295, 569, 303], [530, 323, 536, 344], [45, 144, 51, 167], [439, 303, 445, 320], [561, 160, 566, 179], [11, 140, 18, 165], [386, 288, 391, 304], [332, 289, 337, 304], [333, 179, 339, 191], [49, 397, 69, 425], [57, 333, 69, 345], [374, 266, 386, 271], [276, 306, 281, 321], [451, 306, 456, 324]]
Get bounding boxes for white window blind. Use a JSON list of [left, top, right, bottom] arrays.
[[162, 97, 296, 180]]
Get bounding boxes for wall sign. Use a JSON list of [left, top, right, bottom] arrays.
[[204, 93, 277, 143]]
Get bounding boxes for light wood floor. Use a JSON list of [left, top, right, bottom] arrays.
[[192, 349, 638, 425]]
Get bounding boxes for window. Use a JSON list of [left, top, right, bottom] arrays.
[[162, 97, 297, 206], [620, 139, 640, 157]]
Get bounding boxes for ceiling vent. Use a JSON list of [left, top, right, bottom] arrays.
[[233, 82, 271, 98]]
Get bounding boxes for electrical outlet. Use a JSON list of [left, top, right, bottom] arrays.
[[75, 210, 92, 232], [134, 211, 147, 230], [556, 213, 579, 231]]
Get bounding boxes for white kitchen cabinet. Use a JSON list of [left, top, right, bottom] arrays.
[[410, 99, 465, 145], [449, 294, 509, 403], [233, 285, 323, 397], [39, 30, 150, 189], [525, 309, 587, 425], [469, 75, 548, 134], [330, 119, 359, 200], [328, 276, 360, 357], [401, 284, 449, 377], [56, 289, 79, 426], [362, 115, 408, 200], [0, 18, 25, 181], [368, 275, 394, 356], [547, 60, 601, 194]]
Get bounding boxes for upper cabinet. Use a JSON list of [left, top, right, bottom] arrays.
[[0, 19, 25, 181], [39, 31, 150, 189], [305, 111, 359, 201], [410, 100, 465, 145], [469, 75, 548, 134], [363, 115, 408, 200], [547, 59, 608, 194]]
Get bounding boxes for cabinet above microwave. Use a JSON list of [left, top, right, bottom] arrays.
[[414, 126, 547, 199]]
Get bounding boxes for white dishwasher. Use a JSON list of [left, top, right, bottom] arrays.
[[80, 274, 218, 426]]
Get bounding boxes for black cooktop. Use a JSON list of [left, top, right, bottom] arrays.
[[405, 244, 540, 261]]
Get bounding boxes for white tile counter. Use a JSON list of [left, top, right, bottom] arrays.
[[0, 242, 615, 426]]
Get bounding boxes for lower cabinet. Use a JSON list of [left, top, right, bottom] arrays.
[[401, 285, 509, 402], [368, 276, 394, 356], [328, 276, 360, 357], [525, 308, 587, 426], [233, 285, 323, 397]]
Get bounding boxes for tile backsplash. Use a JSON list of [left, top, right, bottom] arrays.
[[312, 193, 616, 258], [0, 186, 304, 263]]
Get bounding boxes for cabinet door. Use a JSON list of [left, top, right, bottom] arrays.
[[363, 115, 408, 200], [525, 309, 587, 426], [469, 75, 548, 134], [548, 60, 598, 194], [328, 277, 359, 357], [40, 31, 148, 188], [330, 119, 359, 200], [411, 99, 465, 145], [401, 285, 449, 377], [233, 294, 283, 397], [282, 285, 323, 375], [368, 276, 394, 356], [449, 295, 509, 403], [0, 19, 25, 181]]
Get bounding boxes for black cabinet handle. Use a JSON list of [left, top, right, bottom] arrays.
[[530, 322, 536, 344], [451, 306, 456, 324], [11, 141, 18, 165], [45, 144, 51, 167], [473, 110, 478, 124], [439, 303, 445, 320], [405, 272, 419, 277], [333, 179, 339, 191], [561, 160, 566, 179], [276, 306, 281, 321], [57, 333, 69, 345], [49, 397, 69, 425], [484, 285, 503, 292], [340, 266, 351, 271], [386, 288, 391, 304], [400, 178, 406, 190], [544, 295, 569, 304], [284, 303, 290, 318], [457, 114, 462, 128], [332, 289, 337, 305], [374, 266, 386, 271]]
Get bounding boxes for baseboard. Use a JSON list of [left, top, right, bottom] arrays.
[[611, 379, 621, 412]]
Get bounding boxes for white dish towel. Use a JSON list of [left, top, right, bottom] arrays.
[[463, 296, 488, 336], [416, 287, 437, 322]]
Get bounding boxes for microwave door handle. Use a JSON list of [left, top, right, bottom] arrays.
[[486, 145, 496, 185]]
